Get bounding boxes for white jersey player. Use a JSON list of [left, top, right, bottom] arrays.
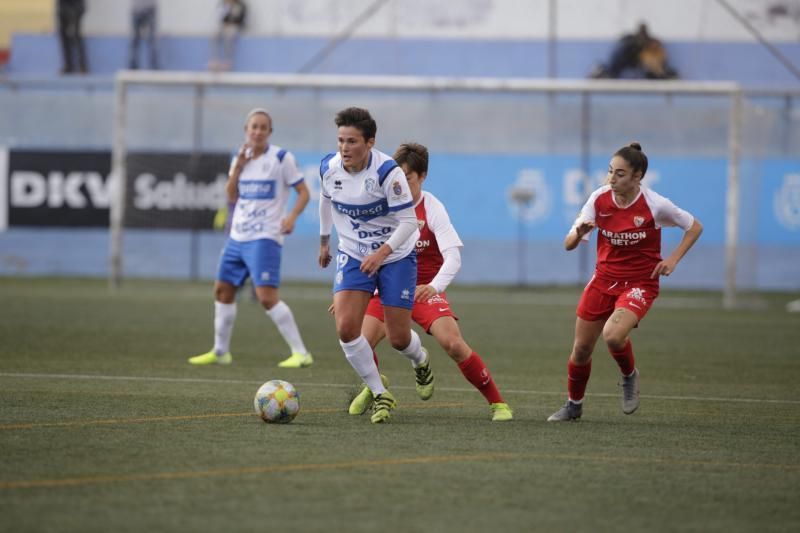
[[189, 108, 314, 369], [318, 107, 433, 424], [229, 145, 302, 245]]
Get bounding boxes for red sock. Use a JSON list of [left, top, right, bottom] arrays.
[[373, 350, 380, 369], [610, 340, 635, 376], [567, 359, 592, 402], [457, 352, 504, 404]]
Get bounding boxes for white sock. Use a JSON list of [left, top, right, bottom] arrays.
[[213, 301, 237, 355], [398, 329, 426, 367], [266, 301, 308, 355], [340, 336, 386, 394]]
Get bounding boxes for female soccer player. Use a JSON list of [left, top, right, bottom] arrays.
[[347, 142, 513, 422], [189, 108, 313, 368], [548, 142, 703, 421], [318, 108, 432, 424]]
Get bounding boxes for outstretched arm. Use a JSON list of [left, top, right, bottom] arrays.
[[651, 219, 703, 278], [564, 221, 596, 251]]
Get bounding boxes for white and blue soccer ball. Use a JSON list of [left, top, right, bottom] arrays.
[[254, 380, 300, 424]]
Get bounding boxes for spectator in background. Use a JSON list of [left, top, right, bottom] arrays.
[[129, 0, 159, 70], [590, 23, 678, 80], [209, 0, 247, 72], [57, 0, 88, 74]]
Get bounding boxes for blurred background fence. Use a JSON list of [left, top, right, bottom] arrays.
[[0, 0, 798, 302], [2, 74, 798, 298]]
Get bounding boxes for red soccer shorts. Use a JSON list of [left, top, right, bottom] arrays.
[[576, 276, 660, 322], [365, 292, 458, 333]]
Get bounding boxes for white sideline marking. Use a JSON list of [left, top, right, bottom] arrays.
[[280, 286, 721, 309], [2, 372, 798, 405]]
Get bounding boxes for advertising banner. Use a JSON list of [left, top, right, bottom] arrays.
[[6, 150, 112, 227], [124, 152, 229, 229], [3, 150, 230, 230]]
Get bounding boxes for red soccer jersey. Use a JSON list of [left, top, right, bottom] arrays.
[[414, 191, 463, 286], [572, 185, 694, 281]]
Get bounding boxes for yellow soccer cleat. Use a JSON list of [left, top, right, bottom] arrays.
[[370, 391, 397, 424], [188, 350, 233, 365], [490, 402, 514, 422], [277, 352, 314, 368], [348, 374, 389, 415], [413, 348, 435, 401]]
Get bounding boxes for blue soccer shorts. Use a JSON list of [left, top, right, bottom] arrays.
[[333, 251, 416, 309], [217, 237, 282, 288]]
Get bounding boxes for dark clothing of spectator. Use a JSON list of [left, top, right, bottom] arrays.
[[57, 0, 88, 74], [210, 0, 247, 71], [129, 0, 159, 70], [591, 23, 678, 80]]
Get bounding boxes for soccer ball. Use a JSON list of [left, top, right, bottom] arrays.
[[254, 380, 300, 424]]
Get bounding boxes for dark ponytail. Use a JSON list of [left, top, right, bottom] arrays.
[[614, 142, 648, 178]]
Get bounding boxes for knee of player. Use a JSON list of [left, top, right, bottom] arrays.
[[385, 328, 412, 351], [336, 318, 364, 343], [571, 340, 595, 361], [214, 284, 236, 303], [439, 336, 469, 361], [387, 337, 409, 351], [602, 329, 628, 351], [337, 328, 361, 343], [258, 295, 279, 310]]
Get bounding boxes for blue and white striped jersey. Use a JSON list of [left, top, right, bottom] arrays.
[[320, 148, 418, 263], [230, 144, 303, 244]]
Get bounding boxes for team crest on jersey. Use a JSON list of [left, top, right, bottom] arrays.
[[358, 243, 368, 255], [392, 180, 403, 196], [417, 219, 426, 230], [633, 216, 645, 227], [365, 178, 377, 192]]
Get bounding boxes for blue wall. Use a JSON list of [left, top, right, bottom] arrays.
[[9, 34, 800, 85], [2, 152, 798, 289]]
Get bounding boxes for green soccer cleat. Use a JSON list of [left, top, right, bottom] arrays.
[[370, 391, 397, 424], [277, 352, 314, 368], [188, 350, 232, 366], [348, 374, 389, 415], [490, 402, 514, 422], [414, 348, 435, 401]]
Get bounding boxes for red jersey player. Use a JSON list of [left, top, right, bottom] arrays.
[[548, 142, 703, 421], [347, 142, 513, 422]]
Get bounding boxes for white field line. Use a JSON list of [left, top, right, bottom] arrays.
[[1, 372, 798, 405], [281, 287, 721, 309]]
